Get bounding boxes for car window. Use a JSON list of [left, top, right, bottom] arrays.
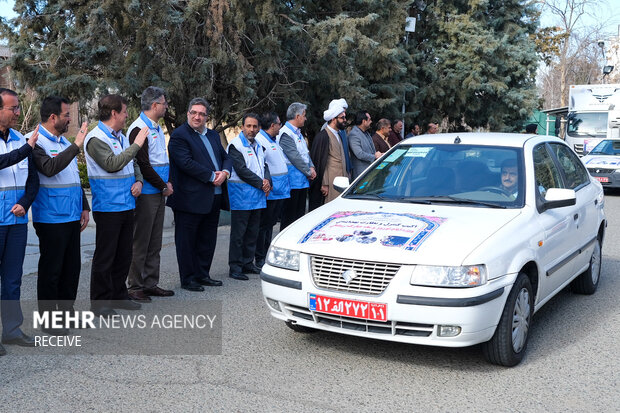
[[549, 143, 590, 189], [533, 144, 563, 197], [347, 144, 523, 207], [589, 140, 620, 155]]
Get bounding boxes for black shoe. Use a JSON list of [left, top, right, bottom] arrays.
[[197, 277, 223, 287], [41, 327, 70, 336], [181, 281, 205, 292], [92, 307, 118, 318], [229, 272, 249, 281], [243, 264, 262, 274], [114, 300, 142, 310], [2, 333, 36, 347], [0, 343, 6, 356]]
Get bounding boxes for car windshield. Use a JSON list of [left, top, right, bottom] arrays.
[[346, 144, 524, 208], [588, 139, 620, 155], [567, 112, 608, 138]]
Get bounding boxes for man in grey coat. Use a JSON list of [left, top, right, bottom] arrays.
[[348, 110, 380, 179]]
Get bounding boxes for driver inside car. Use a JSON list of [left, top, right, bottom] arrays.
[[500, 158, 519, 199]]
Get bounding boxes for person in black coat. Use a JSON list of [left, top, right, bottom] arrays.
[[167, 98, 232, 292]]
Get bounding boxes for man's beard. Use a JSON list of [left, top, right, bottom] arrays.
[[336, 119, 346, 130]]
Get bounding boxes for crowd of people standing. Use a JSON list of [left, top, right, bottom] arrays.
[[0, 86, 432, 356]]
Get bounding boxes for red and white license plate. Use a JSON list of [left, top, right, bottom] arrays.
[[309, 293, 387, 321], [595, 176, 609, 183]]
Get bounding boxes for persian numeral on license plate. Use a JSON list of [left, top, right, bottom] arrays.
[[309, 293, 387, 321]]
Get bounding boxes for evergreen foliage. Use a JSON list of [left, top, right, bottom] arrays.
[[1, 0, 539, 134]]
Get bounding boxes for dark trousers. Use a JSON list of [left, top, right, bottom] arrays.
[[229, 209, 262, 273], [281, 188, 307, 230], [128, 193, 165, 291], [173, 195, 221, 286], [34, 221, 81, 314], [255, 199, 284, 265], [0, 224, 27, 340], [90, 211, 134, 308]]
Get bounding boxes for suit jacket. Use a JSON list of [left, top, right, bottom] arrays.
[[372, 132, 391, 154], [348, 125, 375, 179], [166, 122, 232, 214], [388, 130, 402, 147]]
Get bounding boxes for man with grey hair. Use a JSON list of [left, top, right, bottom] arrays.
[[167, 97, 231, 292], [277, 102, 316, 229], [127, 86, 175, 301]]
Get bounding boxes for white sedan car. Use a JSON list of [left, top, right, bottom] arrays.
[[260, 133, 606, 366]]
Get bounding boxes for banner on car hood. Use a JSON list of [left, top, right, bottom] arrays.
[[298, 211, 446, 251]]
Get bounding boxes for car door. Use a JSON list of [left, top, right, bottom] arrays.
[[548, 143, 599, 275], [532, 144, 580, 303]]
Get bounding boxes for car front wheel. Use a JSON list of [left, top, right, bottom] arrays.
[[482, 273, 533, 367]]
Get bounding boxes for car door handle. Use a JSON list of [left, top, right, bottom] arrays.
[[574, 213, 579, 220]]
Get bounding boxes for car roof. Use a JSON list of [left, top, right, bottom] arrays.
[[401, 132, 564, 148]]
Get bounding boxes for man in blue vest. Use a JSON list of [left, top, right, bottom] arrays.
[[0, 88, 40, 354], [167, 97, 232, 292], [277, 103, 316, 229], [227, 113, 271, 280], [127, 87, 175, 302], [85, 94, 148, 317], [254, 112, 289, 268], [29, 96, 90, 336]]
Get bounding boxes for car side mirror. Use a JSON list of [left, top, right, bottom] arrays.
[[542, 188, 576, 211], [333, 176, 350, 193]]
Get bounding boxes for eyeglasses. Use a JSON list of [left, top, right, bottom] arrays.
[[2, 105, 20, 114], [189, 110, 207, 117], [336, 115, 346, 120]]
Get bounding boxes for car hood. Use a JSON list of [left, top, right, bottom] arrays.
[[273, 198, 522, 266], [582, 155, 620, 169]]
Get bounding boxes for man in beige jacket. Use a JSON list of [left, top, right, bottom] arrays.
[[309, 99, 349, 210]]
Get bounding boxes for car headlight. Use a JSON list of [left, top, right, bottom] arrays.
[[410, 265, 487, 287], [266, 246, 300, 271]]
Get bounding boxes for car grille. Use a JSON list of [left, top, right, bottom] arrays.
[[284, 304, 433, 337], [310, 255, 401, 295], [588, 168, 614, 174]]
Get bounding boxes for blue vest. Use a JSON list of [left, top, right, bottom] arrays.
[[277, 122, 310, 190], [0, 129, 29, 225], [255, 130, 290, 201], [84, 122, 136, 212], [29, 125, 82, 223], [127, 113, 169, 194], [227, 133, 267, 211]]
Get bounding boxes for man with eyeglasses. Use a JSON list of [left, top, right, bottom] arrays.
[[309, 99, 349, 210], [0, 88, 40, 354], [167, 98, 232, 292], [126, 87, 175, 302], [27, 96, 90, 336]]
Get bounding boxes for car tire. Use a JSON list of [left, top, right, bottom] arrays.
[[571, 238, 602, 295], [285, 320, 317, 333], [482, 273, 533, 367]]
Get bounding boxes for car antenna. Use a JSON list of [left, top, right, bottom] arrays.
[[454, 136, 461, 144]]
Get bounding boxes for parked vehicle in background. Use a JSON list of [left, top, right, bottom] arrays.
[[581, 138, 620, 188], [260, 133, 606, 367], [565, 84, 620, 155]]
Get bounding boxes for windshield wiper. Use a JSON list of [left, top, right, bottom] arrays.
[[395, 197, 432, 204], [407, 196, 507, 208], [346, 193, 388, 200]]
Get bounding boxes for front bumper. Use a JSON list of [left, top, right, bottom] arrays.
[[260, 259, 513, 348]]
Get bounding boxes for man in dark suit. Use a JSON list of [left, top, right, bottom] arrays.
[[167, 98, 232, 292]]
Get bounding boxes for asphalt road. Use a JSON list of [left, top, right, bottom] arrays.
[[1, 194, 619, 412]]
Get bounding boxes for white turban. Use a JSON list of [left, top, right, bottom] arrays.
[[323, 98, 348, 122]]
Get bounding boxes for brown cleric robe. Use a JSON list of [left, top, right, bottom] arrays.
[[309, 127, 348, 210]]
